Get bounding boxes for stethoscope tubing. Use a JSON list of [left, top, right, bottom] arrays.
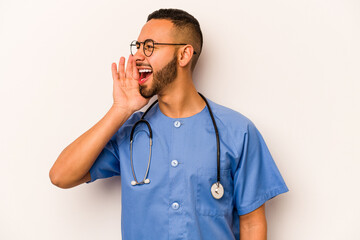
[[129, 92, 221, 190], [198, 93, 221, 183]]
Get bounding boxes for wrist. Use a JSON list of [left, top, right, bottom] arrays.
[[110, 104, 134, 116], [108, 104, 134, 128]]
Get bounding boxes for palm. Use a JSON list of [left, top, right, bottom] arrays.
[[112, 55, 149, 111]]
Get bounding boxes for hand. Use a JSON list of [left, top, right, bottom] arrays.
[[111, 55, 149, 112]]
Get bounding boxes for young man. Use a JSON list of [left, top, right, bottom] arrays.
[[50, 9, 288, 240]]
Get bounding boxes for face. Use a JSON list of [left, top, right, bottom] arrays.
[[139, 53, 177, 98], [133, 19, 179, 98]]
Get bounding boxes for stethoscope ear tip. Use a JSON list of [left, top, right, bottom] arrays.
[[131, 179, 151, 186]]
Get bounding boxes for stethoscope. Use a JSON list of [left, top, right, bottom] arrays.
[[129, 93, 224, 200]]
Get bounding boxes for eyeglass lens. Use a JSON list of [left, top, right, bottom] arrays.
[[130, 39, 154, 57]]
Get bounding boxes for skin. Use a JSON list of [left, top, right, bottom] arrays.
[[133, 19, 205, 118], [49, 19, 267, 239], [240, 204, 267, 240], [139, 51, 178, 98]]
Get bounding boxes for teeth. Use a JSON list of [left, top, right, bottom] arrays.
[[139, 69, 152, 73]]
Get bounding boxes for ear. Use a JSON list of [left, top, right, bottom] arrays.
[[178, 45, 195, 68]]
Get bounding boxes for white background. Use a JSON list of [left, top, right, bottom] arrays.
[[1, 0, 359, 239]]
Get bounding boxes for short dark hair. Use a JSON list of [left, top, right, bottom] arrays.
[[147, 9, 203, 71]]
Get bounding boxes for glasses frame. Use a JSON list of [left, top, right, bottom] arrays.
[[130, 39, 197, 57]]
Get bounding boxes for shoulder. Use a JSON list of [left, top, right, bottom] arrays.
[[206, 98, 269, 159], [206, 98, 256, 134]]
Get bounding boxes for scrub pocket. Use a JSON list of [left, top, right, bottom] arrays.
[[196, 168, 234, 216]]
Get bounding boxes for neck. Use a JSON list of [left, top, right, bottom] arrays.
[[157, 74, 206, 118]]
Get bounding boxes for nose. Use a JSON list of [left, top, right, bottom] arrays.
[[134, 51, 145, 61]]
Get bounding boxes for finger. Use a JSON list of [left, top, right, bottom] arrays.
[[111, 62, 118, 80], [132, 57, 139, 80], [118, 57, 125, 80], [125, 54, 133, 79]]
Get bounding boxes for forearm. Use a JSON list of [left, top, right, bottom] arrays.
[[49, 105, 132, 188], [239, 221, 267, 240], [239, 204, 267, 240]]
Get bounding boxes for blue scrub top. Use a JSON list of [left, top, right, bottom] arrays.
[[88, 98, 288, 240]]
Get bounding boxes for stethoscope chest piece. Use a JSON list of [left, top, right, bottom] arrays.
[[211, 182, 224, 199]]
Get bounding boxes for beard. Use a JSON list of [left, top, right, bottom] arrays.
[[139, 54, 178, 98]]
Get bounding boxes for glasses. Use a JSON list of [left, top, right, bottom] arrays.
[[130, 39, 197, 57]]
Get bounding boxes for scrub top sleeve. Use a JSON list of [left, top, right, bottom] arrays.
[[86, 132, 120, 183], [233, 121, 288, 215]]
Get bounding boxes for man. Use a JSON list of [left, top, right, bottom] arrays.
[[50, 8, 288, 240]]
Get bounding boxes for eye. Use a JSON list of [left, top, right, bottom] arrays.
[[145, 44, 154, 50]]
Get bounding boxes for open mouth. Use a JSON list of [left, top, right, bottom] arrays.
[[138, 69, 153, 84]]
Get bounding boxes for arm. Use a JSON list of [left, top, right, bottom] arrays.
[[239, 204, 267, 240], [49, 105, 132, 188], [49, 55, 148, 189]]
